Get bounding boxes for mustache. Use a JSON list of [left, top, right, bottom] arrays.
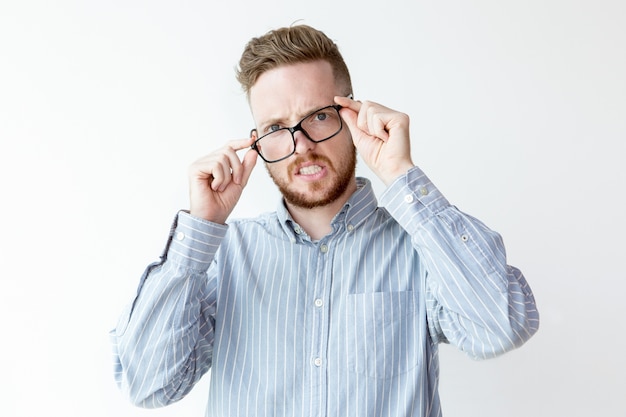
[[287, 153, 334, 172]]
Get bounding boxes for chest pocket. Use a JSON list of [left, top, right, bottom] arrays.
[[345, 291, 421, 380]]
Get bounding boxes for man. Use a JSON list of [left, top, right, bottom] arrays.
[[111, 24, 539, 416]]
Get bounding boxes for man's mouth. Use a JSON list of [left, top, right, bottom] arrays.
[[298, 165, 323, 175]]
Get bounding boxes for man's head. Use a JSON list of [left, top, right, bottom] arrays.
[[237, 25, 357, 211], [236, 24, 352, 99]]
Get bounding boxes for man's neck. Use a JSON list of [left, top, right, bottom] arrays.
[[286, 181, 357, 241]]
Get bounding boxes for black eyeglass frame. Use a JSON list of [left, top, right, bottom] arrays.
[[250, 104, 345, 163]]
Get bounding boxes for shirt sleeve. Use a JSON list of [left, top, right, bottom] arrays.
[[110, 211, 227, 408], [379, 166, 539, 359]]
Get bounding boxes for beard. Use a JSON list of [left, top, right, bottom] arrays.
[[266, 145, 357, 209]]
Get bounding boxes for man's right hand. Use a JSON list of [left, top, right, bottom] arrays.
[[188, 137, 258, 224]]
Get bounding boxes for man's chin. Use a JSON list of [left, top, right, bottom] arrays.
[[282, 188, 337, 210]]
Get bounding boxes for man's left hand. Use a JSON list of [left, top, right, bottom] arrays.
[[335, 96, 415, 186]]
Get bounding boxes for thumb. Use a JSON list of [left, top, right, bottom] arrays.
[[239, 148, 258, 187], [340, 108, 362, 142], [340, 107, 371, 149]]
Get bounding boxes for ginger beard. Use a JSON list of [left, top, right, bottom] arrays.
[[266, 145, 357, 209]]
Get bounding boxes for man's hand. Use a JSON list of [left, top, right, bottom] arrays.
[[188, 137, 258, 224], [335, 96, 415, 186]]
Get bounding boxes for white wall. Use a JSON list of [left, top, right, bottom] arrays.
[[1, 1, 624, 416]]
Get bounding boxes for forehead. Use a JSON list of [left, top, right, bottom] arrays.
[[249, 60, 339, 124]]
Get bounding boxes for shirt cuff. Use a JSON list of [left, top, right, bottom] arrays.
[[166, 211, 228, 271], [379, 166, 451, 234]]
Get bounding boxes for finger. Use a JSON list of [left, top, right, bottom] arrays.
[[232, 135, 258, 184], [367, 108, 390, 142], [239, 148, 258, 187], [354, 102, 390, 142], [209, 156, 232, 192], [191, 149, 235, 192], [338, 106, 360, 138], [219, 145, 251, 191], [334, 95, 361, 112], [356, 101, 373, 135], [212, 136, 254, 189], [227, 136, 257, 152]]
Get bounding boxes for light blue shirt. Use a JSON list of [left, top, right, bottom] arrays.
[[111, 166, 539, 417]]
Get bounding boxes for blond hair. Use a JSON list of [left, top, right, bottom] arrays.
[[236, 24, 352, 97]]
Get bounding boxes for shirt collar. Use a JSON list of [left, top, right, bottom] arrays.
[[276, 177, 378, 241]]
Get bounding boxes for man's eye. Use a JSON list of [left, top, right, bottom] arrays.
[[315, 113, 328, 121], [268, 124, 281, 132]]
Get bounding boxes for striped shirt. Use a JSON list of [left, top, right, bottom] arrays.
[[111, 166, 539, 416]]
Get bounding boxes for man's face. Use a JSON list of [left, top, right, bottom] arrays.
[[249, 60, 356, 209]]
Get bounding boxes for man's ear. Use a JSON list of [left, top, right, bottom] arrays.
[[250, 129, 258, 141]]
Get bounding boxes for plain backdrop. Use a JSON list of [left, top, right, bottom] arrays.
[[1, 1, 624, 416]]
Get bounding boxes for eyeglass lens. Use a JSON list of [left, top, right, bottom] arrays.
[[255, 106, 342, 162]]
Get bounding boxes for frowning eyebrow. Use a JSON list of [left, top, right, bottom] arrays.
[[257, 104, 329, 132], [258, 115, 289, 132]]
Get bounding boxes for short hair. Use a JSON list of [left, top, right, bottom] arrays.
[[236, 24, 353, 97]]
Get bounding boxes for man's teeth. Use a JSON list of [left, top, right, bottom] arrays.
[[299, 165, 322, 175]]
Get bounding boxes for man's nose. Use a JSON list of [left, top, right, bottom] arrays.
[[293, 129, 315, 154]]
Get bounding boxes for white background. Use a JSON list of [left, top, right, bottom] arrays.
[[1, 1, 624, 416]]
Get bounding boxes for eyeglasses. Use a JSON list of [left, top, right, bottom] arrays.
[[251, 104, 344, 163]]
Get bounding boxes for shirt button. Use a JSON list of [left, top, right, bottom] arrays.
[[320, 244, 328, 253], [347, 224, 354, 232], [314, 299, 323, 307], [461, 234, 469, 242], [313, 358, 322, 367], [404, 194, 414, 203], [419, 186, 429, 196], [175, 232, 185, 241]]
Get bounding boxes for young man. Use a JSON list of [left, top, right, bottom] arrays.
[[111, 24, 539, 417]]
